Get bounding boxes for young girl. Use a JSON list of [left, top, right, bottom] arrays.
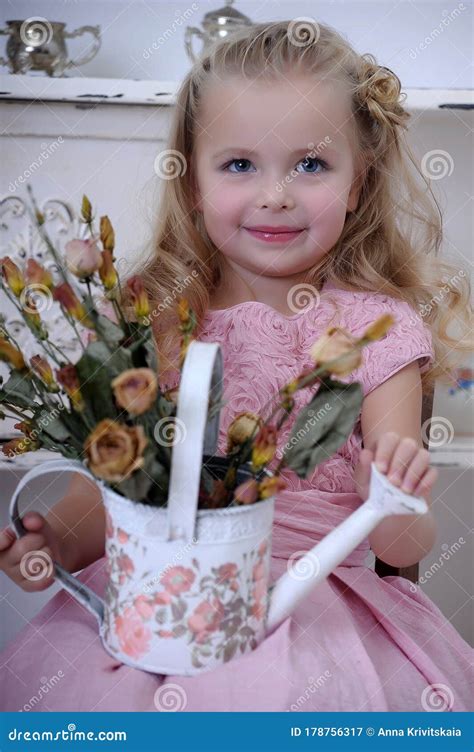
[[0, 20, 472, 713]]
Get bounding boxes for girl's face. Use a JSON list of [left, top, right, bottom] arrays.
[[194, 73, 362, 280]]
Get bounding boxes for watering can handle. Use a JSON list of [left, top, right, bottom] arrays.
[[8, 458, 106, 627], [165, 340, 223, 542]]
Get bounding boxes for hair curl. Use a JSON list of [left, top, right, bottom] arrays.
[[127, 20, 472, 395]]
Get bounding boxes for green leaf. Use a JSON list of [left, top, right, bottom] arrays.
[[113, 469, 153, 502], [284, 381, 363, 478], [1, 371, 36, 408], [172, 624, 187, 638], [223, 639, 238, 662], [94, 313, 124, 346], [144, 338, 158, 372], [75, 352, 118, 421], [191, 651, 204, 668], [155, 608, 167, 624], [84, 341, 132, 378], [171, 599, 187, 622]]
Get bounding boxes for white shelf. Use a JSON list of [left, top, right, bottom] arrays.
[[0, 74, 178, 106], [0, 74, 472, 111], [430, 437, 474, 468]]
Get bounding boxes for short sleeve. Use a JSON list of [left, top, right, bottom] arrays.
[[341, 293, 435, 397]]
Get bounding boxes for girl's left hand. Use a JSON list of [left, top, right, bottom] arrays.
[[353, 431, 439, 502]]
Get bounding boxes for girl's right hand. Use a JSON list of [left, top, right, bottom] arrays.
[[0, 512, 63, 592]]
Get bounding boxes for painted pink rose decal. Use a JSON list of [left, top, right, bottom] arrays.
[[161, 566, 195, 596], [115, 607, 152, 659]]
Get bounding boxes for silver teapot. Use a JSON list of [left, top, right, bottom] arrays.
[[185, 0, 252, 63], [0, 19, 101, 77]]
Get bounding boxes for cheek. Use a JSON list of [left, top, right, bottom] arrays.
[[306, 182, 350, 234], [202, 184, 243, 227]]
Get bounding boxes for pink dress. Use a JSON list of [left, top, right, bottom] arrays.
[[1, 283, 472, 712]]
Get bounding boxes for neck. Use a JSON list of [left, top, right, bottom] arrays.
[[210, 260, 319, 316]]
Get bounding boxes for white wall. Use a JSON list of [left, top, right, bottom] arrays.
[[1, 0, 472, 88]]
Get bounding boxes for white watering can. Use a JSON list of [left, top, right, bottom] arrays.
[[9, 341, 428, 676]]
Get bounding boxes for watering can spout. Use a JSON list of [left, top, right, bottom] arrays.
[[265, 462, 429, 636]]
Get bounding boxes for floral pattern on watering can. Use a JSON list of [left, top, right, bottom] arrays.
[[102, 506, 272, 672]]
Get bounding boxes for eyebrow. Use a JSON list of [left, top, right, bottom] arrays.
[[212, 146, 338, 159]]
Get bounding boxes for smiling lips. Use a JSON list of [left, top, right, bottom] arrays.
[[244, 225, 305, 243]]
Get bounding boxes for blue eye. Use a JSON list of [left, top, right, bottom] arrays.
[[296, 156, 328, 173], [222, 156, 329, 174], [224, 158, 255, 173]]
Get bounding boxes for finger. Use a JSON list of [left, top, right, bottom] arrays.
[[412, 466, 439, 498], [10, 533, 48, 566], [21, 512, 46, 531], [374, 432, 401, 472], [18, 546, 55, 588], [354, 449, 373, 499], [0, 526, 16, 552], [386, 437, 420, 486], [400, 448, 431, 493]]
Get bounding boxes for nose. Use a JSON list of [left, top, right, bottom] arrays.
[[257, 180, 295, 211]]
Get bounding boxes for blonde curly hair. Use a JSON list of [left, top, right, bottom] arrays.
[[127, 20, 472, 395]]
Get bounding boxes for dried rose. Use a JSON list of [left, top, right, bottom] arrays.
[[98, 249, 118, 291], [251, 425, 278, 472], [233, 478, 259, 505], [226, 411, 263, 454], [126, 275, 150, 320], [56, 364, 84, 411], [163, 386, 179, 405], [257, 476, 287, 500], [111, 368, 158, 416], [24, 259, 54, 290], [361, 313, 394, 341], [1, 436, 38, 458], [177, 298, 191, 327], [53, 282, 93, 328], [0, 337, 26, 370], [100, 216, 115, 252], [309, 326, 362, 376], [30, 355, 59, 392], [84, 418, 148, 483], [64, 238, 103, 279], [0, 257, 25, 297]]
